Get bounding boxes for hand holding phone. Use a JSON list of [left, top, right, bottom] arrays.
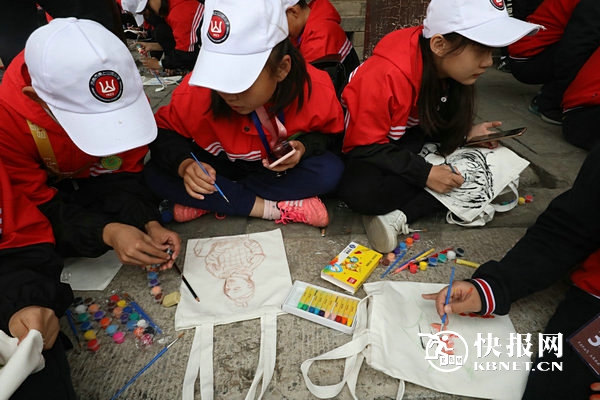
[[465, 127, 527, 146], [268, 139, 296, 168]]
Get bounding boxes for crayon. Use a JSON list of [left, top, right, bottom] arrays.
[[455, 258, 480, 268]]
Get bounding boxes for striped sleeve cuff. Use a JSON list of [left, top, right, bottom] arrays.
[[471, 278, 495, 316]]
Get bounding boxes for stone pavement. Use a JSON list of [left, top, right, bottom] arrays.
[[61, 62, 587, 400]]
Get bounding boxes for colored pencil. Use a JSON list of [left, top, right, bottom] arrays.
[[190, 152, 230, 204], [110, 333, 184, 399], [380, 249, 407, 278], [172, 262, 200, 302], [391, 248, 435, 275], [455, 258, 480, 268]]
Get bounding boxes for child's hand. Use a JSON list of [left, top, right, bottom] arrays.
[[426, 164, 464, 193], [9, 306, 60, 350], [141, 57, 161, 71], [136, 42, 163, 52], [422, 281, 482, 322], [181, 159, 217, 200], [262, 140, 305, 172], [467, 121, 502, 149]]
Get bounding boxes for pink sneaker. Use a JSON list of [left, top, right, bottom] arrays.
[[173, 204, 210, 222], [276, 197, 329, 227]]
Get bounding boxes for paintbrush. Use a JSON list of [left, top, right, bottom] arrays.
[[110, 333, 184, 399], [172, 262, 200, 302]]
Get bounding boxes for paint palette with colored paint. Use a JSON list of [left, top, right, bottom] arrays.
[[281, 280, 361, 334]]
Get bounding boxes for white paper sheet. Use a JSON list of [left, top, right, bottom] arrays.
[[61, 250, 122, 291]]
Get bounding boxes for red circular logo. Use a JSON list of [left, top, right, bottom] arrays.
[[89, 70, 123, 103], [207, 10, 229, 44], [490, 0, 505, 10]]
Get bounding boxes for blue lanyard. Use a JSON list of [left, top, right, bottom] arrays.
[[250, 110, 285, 159]]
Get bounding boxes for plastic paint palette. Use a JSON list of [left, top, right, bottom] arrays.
[[281, 280, 361, 334]]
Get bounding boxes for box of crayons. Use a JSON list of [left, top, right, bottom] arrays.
[[281, 280, 360, 334]]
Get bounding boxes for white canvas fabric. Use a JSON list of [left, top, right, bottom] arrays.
[[419, 144, 529, 226], [302, 281, 530, 400], [174, 229, 292, 400], [25, 18, 157, 157], [422, 0, 542, 47], [0, 329, 45, 400]]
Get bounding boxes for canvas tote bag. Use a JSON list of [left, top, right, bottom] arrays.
[[302, 281, 530, 400], [420, 144, 530, 227], [174, 229, 292, 400], [0, 329, 45, 400]]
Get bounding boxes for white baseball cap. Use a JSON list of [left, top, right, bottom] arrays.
[[25, 18, 157, 157], [121, 0, 147, 26], [423, 0, 542, 47], [189, 0, 289, 94]]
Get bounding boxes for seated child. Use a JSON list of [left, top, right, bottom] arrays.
[[337, 0, 541, 252], [285, 0, 361, 91], [144, 0, 345, 229]]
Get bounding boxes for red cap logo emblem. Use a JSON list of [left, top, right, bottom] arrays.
[[207, 10, 230, 44], [490, 0, 505, 10], [89, 70, 123, 103]]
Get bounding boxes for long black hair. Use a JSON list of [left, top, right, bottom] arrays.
[[210, 38, 311, 118], [418, 33, 485, 155]]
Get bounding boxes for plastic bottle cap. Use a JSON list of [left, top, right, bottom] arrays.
[[147, 272, 158, 280], [93, 310, 105, 321], [106, 325, 119, 336], [412, 233, 420, 241], [100, 317, 111, 329], [455, 247, 465, 257], [112, 306, 123, 318], [83, 330, 96, 341], [150, 286, 162, 296], [113, 331, 125, 344], [74, 304, 88, 314], [137, 319, 149, 328], [126, 320, 138, 331], [438, 254, 447, 263], [109, 294, 120, 303], [419, 261, 428, 271], [88, 303, 100, 313], [129, 312, 140, 321], [80, 321, 93, 332], [428, 257, 438, 267], [446, 250, 456, 260], [116, 300, 127, 308], [123, 306, 133, 314], [87, 339, 100, 352]]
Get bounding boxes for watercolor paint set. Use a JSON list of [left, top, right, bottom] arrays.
[[281, 280, 361, 334]]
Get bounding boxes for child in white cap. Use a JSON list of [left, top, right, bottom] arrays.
[[145, 0, 345, 229], [337, 0, 541, 253], [0, 18, 181, 269]]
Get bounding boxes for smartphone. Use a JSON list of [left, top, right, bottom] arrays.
[[268, 139, 296, 168], [465, 127, 527, 146]]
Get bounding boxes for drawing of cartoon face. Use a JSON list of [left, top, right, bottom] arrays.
[[224, 274, 255, 307]]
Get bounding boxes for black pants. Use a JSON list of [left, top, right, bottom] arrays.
[[563, 106, 600, 151], [523, 286, 600, 400], [509, 0, 600, 114], [336, 160, 443, 222]]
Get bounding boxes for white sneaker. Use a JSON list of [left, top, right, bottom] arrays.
[[362, 210, 410, 253]]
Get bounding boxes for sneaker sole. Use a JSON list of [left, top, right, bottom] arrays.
[[362, 215, 397, 253], [540, 114, 563, 126]]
